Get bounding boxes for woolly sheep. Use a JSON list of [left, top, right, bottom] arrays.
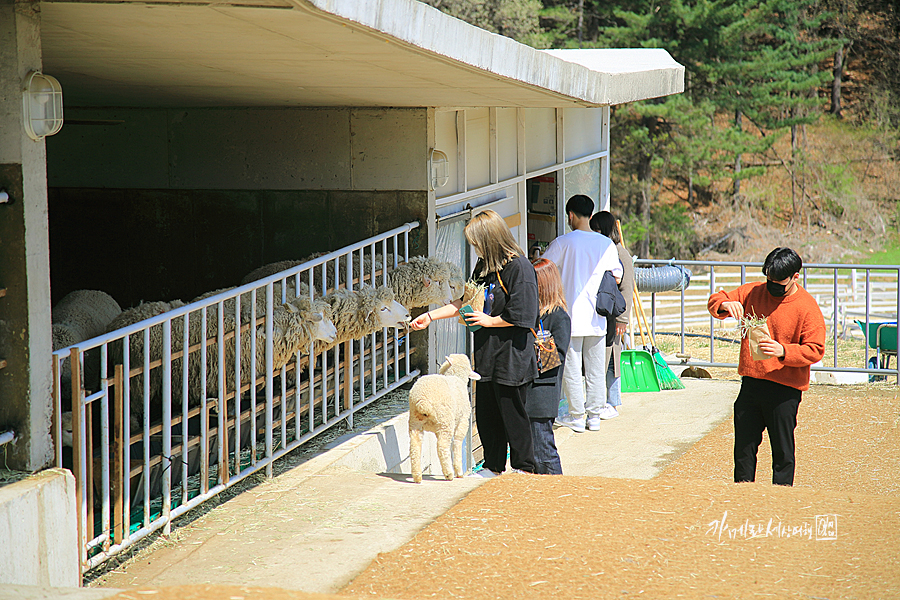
[[52, 290, 123, 391], [310, 285, 410, 354], [52, 290, 122, 347], [388, 256, 465, 310], [105, 297, 335, 431], [408, 354, 480, 483], [244, 253, 399, 294]]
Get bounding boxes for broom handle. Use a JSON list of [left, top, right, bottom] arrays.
[[636, 285, 654, 347], [615, 219, 644, 348], [617, 219, 657, 347], [632, 288, 647, 347]]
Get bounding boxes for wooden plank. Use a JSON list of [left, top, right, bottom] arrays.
[[112, 365, 125, 544], [85, 401, 94, 545], [70, 347, 85, 577]]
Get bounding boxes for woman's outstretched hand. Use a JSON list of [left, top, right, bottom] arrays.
[[409, 312, 432, 331]]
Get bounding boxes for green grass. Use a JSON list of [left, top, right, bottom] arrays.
[[867, 236, 900, 266]]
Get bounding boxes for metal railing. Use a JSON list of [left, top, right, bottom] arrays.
[[52, 222, 420, 573], [633, 259, 900, 384]]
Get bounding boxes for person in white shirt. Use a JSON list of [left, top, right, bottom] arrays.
[[541, 195, 623, 432]]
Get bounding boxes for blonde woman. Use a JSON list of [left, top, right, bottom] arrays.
[[410, 210, 538, 476]]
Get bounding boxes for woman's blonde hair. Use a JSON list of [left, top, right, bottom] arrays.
[[464, 209, 525, 276], [532, 258, 567, 316]]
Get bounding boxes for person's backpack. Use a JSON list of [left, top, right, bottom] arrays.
[[595, 270, 626, 318]]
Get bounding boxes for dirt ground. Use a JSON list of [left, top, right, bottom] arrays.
[[99, 384, 899, 600], [340, 384, 900, 600]]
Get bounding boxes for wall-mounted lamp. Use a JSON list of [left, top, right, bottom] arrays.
[[0, 190, 9, 205], [23, 71, 64, 141], [429, 148, 450, 191]]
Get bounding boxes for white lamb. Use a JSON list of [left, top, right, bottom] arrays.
[[310, 285, 410, 354], [408, 354, 480, 483]]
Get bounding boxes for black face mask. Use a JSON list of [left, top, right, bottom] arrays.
[[766, 279, 789, 297]]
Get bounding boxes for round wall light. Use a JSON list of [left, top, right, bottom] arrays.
[[23, 71, 64, 141]]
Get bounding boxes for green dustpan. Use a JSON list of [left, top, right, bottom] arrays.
[[620, 349, 661, 392]]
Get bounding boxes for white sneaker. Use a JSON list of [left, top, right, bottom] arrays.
[[597, 404, 619, 420], [555, 414, 586, 433], [586, 416, 603, 431], [466, 468, 498, 479]]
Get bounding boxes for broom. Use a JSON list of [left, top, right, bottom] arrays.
[[619, 221, 684, 390]]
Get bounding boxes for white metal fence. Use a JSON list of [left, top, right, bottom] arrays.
[[52, 222, 420, 573], [634, 259, 900, 382]]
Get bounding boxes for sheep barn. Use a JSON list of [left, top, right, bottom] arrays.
[[0, 0, 683, 583]]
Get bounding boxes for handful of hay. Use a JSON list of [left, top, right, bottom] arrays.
[[457, 280, 486, 325], [739, 313, 771, 361]]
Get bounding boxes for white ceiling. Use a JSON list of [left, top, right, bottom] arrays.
[[40, 0, 684, 108]]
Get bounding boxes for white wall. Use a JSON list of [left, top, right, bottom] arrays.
[[48, 108, 428, 191]]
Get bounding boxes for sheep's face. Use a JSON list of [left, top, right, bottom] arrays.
[[446, 264, 466, 301], [311, 312, 337, 343], [438, 354, 481, 380], [377, 299, 411, 329], [61, 411, 73, 447]]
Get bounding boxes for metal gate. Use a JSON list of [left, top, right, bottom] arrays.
[[52, 222, 420, 573]]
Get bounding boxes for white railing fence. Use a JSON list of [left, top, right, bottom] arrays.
[[634, 259, 900, 383], [52, 222, 420, 573]]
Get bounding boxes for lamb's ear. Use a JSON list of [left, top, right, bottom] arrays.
[[285, 303, 298, 313], [468, 371, 481, 380], [438, 357, 451, 374], [422, 275, 432, 287]]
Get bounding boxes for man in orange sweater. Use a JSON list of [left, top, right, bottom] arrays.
[[708, 247, 826, 486]]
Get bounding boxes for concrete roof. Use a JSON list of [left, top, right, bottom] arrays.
[[40, 0, 684, 108]]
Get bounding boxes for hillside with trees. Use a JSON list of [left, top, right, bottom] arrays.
[[423, 0, 900, 263]]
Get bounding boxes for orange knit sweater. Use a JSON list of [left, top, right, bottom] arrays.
[[708, 282, 826, 391]]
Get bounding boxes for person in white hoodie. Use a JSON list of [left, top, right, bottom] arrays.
[[541, 195, 623, 432]]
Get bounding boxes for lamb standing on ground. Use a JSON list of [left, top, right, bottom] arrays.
[[408, 354, 480, 483], [310, 285, 410, 354]]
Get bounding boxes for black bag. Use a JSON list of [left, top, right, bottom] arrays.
[[595, 270, 626, 318]]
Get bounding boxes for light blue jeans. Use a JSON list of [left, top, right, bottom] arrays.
[[606, 354, 622, 407], [561, 335, 608, 418]]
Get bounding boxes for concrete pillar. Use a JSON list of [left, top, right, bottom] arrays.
[[0, 0, 54, 471], [0, 468, 79, 587]]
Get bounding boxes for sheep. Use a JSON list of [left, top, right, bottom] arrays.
[[388, 256, 465, 310], [52, 290, 122, 347], [310, 285, 410, 354], [106, 296, 336, 432], [52, 290, 123, 393], [408, 354, 480, 483], [243, 253, 397, 293], [104, 300, 186, 332], [244, 254, 466, 310]]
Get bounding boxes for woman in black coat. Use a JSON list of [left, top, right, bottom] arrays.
[[527, 258, 571, 475], [410, 209, 539, 476]]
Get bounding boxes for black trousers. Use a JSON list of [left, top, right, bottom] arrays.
[[475, 380, 536, 474], [733, 376, 802, 486]]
